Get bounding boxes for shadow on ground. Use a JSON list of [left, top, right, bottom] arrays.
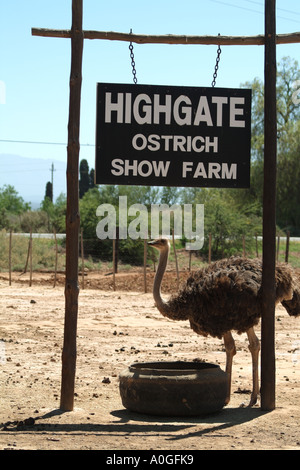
[[1, 406, 268, 442]]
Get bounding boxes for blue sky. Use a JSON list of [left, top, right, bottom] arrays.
[[0, 0, 299, 204]]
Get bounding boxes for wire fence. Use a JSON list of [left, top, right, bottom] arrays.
[[0, 229, 297, 292]]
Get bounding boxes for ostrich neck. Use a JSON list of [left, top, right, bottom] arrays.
[[153, 246, 189, 321], [153, 247, 170, 314]]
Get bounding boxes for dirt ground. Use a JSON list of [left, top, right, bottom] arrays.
[[0, 269, 300, 451]]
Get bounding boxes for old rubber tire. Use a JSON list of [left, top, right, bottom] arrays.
[[119, 361, 228, 416]]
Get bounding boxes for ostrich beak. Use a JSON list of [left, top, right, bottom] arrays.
[[147, 239, 162, 248], [147, 238, 169, 250]]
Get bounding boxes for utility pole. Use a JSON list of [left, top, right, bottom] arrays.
[[50, 163, 56, 201]]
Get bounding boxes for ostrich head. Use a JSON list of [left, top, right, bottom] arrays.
[[147, 238, 174, 317], [281, 270, 300, 318], [148, 238, 170, 251], [282, 289, 300, 317]]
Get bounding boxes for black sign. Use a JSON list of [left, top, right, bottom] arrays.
[[95, 83, 251, 188]]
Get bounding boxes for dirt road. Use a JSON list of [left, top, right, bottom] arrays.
[[0, 271, 300, 450]]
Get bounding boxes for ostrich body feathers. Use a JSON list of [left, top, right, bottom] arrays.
[[149, 238, 300, 406], [164, 257, 295, 339]]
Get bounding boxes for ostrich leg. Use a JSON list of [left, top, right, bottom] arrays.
[[223, 331, 236, 405], [246, 327, 260, 406]]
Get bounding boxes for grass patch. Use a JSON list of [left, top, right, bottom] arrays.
[[253, 237, 300, 268], [1, 230, 300, 273], [0, 230, 66, 272]]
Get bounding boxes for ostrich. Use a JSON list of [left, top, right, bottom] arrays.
[[148, 238, 300, 407]]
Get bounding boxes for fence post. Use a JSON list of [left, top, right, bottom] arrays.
[[113, 239, 116, 291], [285, 231, 290, 263], [144, 237, 147, 293], [29, 229, 33, 287], [23, 236, 31, 274], [172, 229, 179, 290], [255, 233, 258, 258], [81, 229, 84, 290], [53, 229, 58, 288], [9, 230, 12, 286]]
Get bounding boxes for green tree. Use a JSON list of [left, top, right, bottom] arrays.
[[19, 210, 49, 233], [241, 56, 300, 234], [52, 193, 67, 233], [180, 188, 261, 259], [160, 187, 182, 205], [79, 160, 98, 198], [45, 181, 53, 202], [0, 185, 30, 215], [0, 185, 30, 230], [40, 192, 66, 233], [276, 121, 300, 233], [89, 168, 96, 190], [276, 56, 300, 143], [79, 159, 91, 198], [79, 185, 161, 263]]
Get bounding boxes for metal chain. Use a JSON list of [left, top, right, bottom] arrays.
[[211, 34, 222, 88], [128, 29, 221, 88], [129, 29, 138, 85]]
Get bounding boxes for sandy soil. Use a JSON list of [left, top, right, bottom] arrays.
[[0, 270, 300, 451]]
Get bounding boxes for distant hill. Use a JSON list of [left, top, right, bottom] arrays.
[[0, 154, 67, 209]]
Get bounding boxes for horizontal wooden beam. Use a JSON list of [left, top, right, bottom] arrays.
[[31, 28, 300, 46]]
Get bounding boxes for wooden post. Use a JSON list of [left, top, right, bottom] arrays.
[[114, 227, 119, 274], [32, 28, 300, 46], [29, 229, 33, 287], [172, 230, 179, 290], [285, 231, 290, 263], [276, 234, 280, 261], [53, 229, 58, 288], [80, 228, 84, 290], [255, 233, 257, 258], [60, 0, 83, 412], [23, 236, 31, 275], [112, 239, 116, 291], [144, 238, 147, 293], [9, 230, 12, 286], [208, 233, 212, 264], [261, 0, 277, 412]]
